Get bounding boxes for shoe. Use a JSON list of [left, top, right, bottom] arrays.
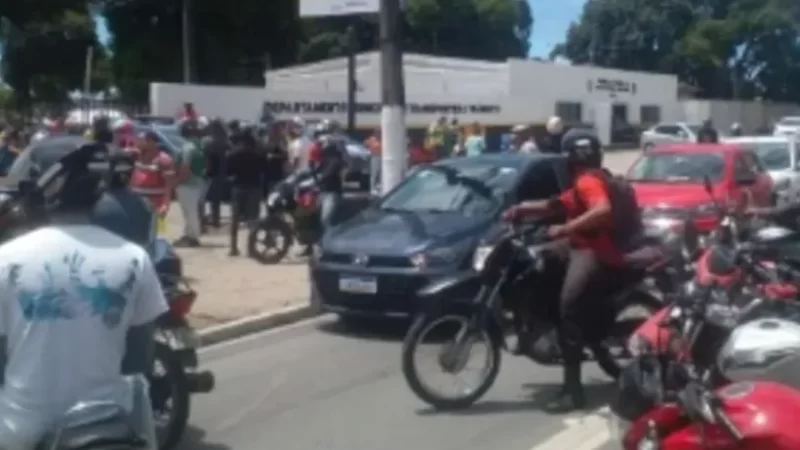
[[174, 236, 201, 248], [228, 249, 240, 257]]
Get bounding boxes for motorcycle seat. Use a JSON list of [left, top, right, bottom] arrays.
[[42, 415, 147, 449]]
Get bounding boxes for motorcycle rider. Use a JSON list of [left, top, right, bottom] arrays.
[[309, 120, 346, 232], [0, 142, 168, 449], [503, 129, 644, 412]]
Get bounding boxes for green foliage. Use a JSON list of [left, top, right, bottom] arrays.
[[1, 3, 107, 108], [551, 0, 800, 101]]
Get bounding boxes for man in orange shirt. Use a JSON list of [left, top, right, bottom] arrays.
[[364, 128, 381, 194], [503, 130, 644, 412]]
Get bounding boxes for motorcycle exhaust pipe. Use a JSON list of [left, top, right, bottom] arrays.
[[186, 371, 215, 393]]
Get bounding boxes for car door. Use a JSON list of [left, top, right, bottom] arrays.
[[733, 151, 772, 207]]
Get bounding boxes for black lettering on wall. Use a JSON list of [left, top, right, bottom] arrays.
[[263, 101, 501, 115]]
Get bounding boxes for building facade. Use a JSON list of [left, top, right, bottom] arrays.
[[150, 51, 684, 145]]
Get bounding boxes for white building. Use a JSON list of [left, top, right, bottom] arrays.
[[150, 51, 685, 145]]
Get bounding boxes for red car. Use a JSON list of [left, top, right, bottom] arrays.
[[626, 143, 773, 235]]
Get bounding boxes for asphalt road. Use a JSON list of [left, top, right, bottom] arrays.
[[177, 150, 643, 450], [179, 315, 621, 450]]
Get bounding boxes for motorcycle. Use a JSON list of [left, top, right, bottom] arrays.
[[40, 375, 157, 449], [150, 238, 214, 450], [401, 221, 666, 410], [247, 170, 321, 264]]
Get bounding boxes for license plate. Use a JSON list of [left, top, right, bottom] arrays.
[[338, 275, 377, 294]]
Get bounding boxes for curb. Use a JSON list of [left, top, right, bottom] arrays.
[[197, 304, 319, 347]]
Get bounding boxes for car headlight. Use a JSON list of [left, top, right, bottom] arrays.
[[472, 246, 493, 271], [410, 246, 462, 269]]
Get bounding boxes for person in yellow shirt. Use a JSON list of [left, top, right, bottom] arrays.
[[364, 129, 381, 194], [426, 116, 448, 160]]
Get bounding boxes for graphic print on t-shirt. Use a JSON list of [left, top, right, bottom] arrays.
[[5, 251, 139, 328]]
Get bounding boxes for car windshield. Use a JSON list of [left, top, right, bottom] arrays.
[[628, 152, 725, 183], [739, 142, 791, 170], [380, 163, 518, 215], [780, 118, 800, 126]]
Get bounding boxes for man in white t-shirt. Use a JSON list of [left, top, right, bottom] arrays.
[[287, 117, 311, 172], [511, 124, 538, 153], [0, 142, 167, 449]]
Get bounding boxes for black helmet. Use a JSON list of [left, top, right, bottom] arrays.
[[91, 116, 113, 144], [39, 142, 114, 212], [562, 128, 603, 169]]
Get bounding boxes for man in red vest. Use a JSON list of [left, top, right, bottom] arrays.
[[128, 131, 176, 219]]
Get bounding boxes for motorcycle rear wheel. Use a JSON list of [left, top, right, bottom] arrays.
[[247, 217, 294, 264], [401, 313, 501, 410]]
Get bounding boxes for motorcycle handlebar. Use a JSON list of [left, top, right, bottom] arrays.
[[708, 394, 744, 441]]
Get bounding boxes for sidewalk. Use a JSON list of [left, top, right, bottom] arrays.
[[162, 206, 311, 329]]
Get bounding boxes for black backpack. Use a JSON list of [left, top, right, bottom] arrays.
[[574, 168, 643, 251]]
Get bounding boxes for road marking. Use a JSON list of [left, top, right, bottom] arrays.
[[528, 406, 612, 450]]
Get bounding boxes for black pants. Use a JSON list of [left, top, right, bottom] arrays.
[[229, 187, 261, 252], [558, 249, 631, 380], [205, 178, 225, 227]]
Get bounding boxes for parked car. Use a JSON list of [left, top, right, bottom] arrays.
[[310, 152, 572, 319], [627, 143, 773, 239], [773, 116, 800, 136], [640, 122, 701, 151], [723, 135, 800, 205]]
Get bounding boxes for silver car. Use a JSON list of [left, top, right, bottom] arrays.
[[724, 135, 800, 205], [640, 122, 701, 151], [773, 116, 800, 137]]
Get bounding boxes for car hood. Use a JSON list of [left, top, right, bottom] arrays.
[[324, 208, 491, 255], [632, 182, 712, 208]]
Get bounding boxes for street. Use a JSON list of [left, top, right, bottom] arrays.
[[180, 315, 620, 450]]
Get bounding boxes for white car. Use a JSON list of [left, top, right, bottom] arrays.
[[773, 116, 800, 136], [640, 122, 701, 151], [724, 135, 800, 205]]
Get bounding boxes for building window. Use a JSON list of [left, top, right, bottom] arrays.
[[640, 105, 661, 125], [555, 102, 582, 124]]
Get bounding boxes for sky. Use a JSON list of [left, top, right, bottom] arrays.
[[92, 0, 583, 58]]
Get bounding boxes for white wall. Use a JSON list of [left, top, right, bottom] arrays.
[[680, 99, 800, 131], [150, 83, 267, 121]]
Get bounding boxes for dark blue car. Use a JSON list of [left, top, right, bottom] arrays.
[[310, 152, 574, 318]]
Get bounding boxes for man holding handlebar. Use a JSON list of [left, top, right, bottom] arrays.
[[503, 129, 645, 412]]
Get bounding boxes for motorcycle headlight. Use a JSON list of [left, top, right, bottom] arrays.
[[472, 246, 493, 271]]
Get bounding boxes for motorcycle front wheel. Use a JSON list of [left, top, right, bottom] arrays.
[[247, 217, 294, 264], [401, 313, 501, 410], [151, 345, 190, 450]]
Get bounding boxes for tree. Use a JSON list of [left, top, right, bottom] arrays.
[[298, 0, 533, 63], [1, 3, 105, 108], [104, 0, 303, 102], [550, 0, 800, 101]]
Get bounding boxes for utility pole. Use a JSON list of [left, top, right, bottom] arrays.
[[346, 23, 357, 134], [181, 0, 193, 83], [379, 0, 406, 195]]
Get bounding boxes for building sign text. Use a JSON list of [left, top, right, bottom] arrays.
[[587, 78, 638, 96], [263, 101, 501, 115]]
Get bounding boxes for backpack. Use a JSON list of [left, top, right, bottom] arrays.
[[574, 168, 643, 251]]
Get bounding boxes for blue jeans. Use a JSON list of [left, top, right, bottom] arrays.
[[319, 192, 341, 231]]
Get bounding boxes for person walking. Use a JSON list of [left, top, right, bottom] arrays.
[[364, 128, 381, 194], [128, 131, 176, 225], [172, 120, 207, 247], [225, 131, 268, 257]]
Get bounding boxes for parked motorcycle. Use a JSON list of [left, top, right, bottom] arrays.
[[247, 170, 321, 264], [401, 221, 666, 410], [40, 375, 157, 449], [150, 239, 214, 450]]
